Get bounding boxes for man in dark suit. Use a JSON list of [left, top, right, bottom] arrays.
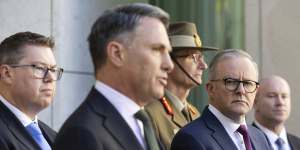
[[145, 22, 218, 150], [0, 32, 64, 149], [171, 49, 272, 150], [53, 3, 174, 150], [253, 75, 300, 150]]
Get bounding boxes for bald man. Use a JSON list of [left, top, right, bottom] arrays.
[[253, 75, 300, 150]]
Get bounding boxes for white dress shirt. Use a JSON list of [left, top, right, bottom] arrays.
[[254, 121, 291, 150], [94, 81, 146, 149], [0, 95, 38, 126], [209, 104, 248, 150]]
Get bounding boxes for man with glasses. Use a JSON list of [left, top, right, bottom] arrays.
[[171, 49, 272, 150], [253, 75, 300, 150], [0, 32, 63, 150], [145, 22, 217, 150]]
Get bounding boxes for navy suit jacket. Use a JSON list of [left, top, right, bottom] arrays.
[[252, 122, 300, 150], [0, 100, 56, 150], [53, 87, 145, 150], [171, 106, 272, 150]]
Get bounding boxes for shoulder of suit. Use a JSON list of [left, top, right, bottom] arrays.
[[288, 133, 300, 141]]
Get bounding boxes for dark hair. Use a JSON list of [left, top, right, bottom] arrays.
[[208, 49, 258, 80], [0, 31, 54, 64], [88, 3, 169, 71]]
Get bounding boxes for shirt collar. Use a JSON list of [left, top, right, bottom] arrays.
[[95, 80, 141, 118], [254, 121, 289, 145], [209, 104, 247, 134], [165, 89, 185, 111], [0, 95, 37, 127]]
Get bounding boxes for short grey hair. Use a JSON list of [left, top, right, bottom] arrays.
[[208, 49, 258, 80]]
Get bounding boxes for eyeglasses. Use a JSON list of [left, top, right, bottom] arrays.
[[9, 64, 64, 81], [172, 53, 204, 64], [210, 77, 259, 93]]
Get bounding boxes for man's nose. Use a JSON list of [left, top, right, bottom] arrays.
[[163, 52, 174, 73], [43, 70, 55, 82], [235, 82, 246, 94], [197, 57, 207, 70]]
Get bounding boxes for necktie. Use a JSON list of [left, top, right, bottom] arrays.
[[135, 109, 160, 150], [237, 125, 253, 150], [26, 122, 51, 150], [275, 137, 284, 150], [181, 107, 191, 122]]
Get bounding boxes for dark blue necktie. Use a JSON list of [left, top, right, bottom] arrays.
[[275, 137, 284, 150], [26, 122, 51, 150]]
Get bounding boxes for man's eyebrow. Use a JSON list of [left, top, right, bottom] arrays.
[[30, 61, 57, 67]]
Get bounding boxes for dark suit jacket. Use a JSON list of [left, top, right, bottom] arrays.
[[171, 106, 272, 150], [0, 100, 57, 150], [53, 87, 145, 150], [288, 134, 300, 150], [146, 92, 200, 150], [252, 122, 300, 150]]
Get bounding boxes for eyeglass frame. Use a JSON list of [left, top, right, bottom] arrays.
[[8, 64, 64, 81], [210, 77, 259, 93]]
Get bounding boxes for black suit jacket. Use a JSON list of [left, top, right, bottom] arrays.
[[0, 100, 56, 150], [53, 87, 145, 150], [252, 122, 300, 150], [171, 106, 272, 150]]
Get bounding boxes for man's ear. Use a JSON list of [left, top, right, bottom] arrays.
[[106, 41, 126, 67], [206, 82, 214, 97], [0, 65, 13, 84]]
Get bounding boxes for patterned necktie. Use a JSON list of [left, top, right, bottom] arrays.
[[275, 137, 284, 150], [237, 125, 253, 150], [135, 109, 160, 150], [181, 107, 191, 122], [26, 122, 51, 150]]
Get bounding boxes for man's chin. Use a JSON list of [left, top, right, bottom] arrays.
[[153, 91, 164, 100], [39, 99, 52, 108]]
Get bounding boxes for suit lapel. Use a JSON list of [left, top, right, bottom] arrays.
[[39, 121, 56, 147], [0, 100, 40, 150], [171, 107, 187, 128], [287, 133, 300, 150], [87, 88, 144, 150], [202, 107, 238, 150], [287, 134, 294, 150], [252, 122, 272, 149], [248, 126, 262, 150], [165, 95, 187, 128]]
